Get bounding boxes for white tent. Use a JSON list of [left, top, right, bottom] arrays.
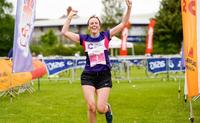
[[109, 36, 134, 56], [109, 36, 133, 48]]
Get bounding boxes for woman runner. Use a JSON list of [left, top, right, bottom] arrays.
[[61, 0, 132, 123]]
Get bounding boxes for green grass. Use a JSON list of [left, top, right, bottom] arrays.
[[0, 67, 199, 123]]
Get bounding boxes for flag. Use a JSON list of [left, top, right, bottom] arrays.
[[181, 0, 200, 98], [120, 22, 130, 56], [197, 0, 200, 96], [145, 19, 156, 55], [12, 0, 36, 73]]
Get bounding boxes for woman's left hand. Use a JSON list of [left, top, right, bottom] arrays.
[[125, 0, 132, 9]]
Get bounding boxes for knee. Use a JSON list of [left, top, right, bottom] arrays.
[[97, 103, 107, 114], [87, 102, 96, 113]]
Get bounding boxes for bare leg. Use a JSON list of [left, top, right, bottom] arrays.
[[96, 87, 111, 113], [82, 85, 96, 123]]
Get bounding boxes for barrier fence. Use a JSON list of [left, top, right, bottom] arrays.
[[0, 55, 185, 99], [41, 55, 185, 83], [0, 55, 185, 87]]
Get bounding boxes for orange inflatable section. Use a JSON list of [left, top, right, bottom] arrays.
[[0, 59, 13, 91], [31, 59, 47, 79], [0, 59, 46, 92]]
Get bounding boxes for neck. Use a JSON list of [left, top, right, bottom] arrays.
[[91, 33, 100, 38]]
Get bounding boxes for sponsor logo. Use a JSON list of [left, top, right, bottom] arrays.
[[168, 60, 174, 68], [77, 60, 86, 65], [88, 43, 94, 49], [67, 61, 73, 66], [47, 62, 65, 71], [149, 60, 165, 70], [188, 47, 193, 58]]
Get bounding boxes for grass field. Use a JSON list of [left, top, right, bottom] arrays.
[[0, 68, 199, 123]]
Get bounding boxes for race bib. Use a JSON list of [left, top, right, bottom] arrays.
[[88, 49, 106, 67]]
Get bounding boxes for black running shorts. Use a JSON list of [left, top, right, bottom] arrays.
[[81, 70, 112, 89]]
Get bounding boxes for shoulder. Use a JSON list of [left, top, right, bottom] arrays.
[[79, 34, 89, 40], [79, 34, 92, 43], [100, 30, 111, 40]]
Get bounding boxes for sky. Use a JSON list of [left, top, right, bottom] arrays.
[[7, 0, 162, 19]]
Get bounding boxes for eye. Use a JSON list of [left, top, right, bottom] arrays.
[[90, 22, 94, 25]]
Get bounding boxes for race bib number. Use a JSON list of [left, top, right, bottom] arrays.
[[88, 49, 106, 67]]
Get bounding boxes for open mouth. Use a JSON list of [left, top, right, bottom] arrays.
[[91, 26, 97, 30]]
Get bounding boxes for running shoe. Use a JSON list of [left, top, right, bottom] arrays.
[[105, 104, 112, 123]]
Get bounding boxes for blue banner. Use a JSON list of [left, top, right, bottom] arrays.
[[129, 59, 144, 66], [147, 58, 167, 73], [43, 57, 185, 75], [110, 59, 120, 65], [147, 58, 185, 73], [76, 59, 86, 67], [44, 59, 74, 75], [12, 0, 36, 72], [127, 36, 145, 43], [168, 58, 185, 71]]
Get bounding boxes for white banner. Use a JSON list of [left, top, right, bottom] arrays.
[[12, 0, 36, 73]]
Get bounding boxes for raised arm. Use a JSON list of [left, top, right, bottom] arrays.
[[110, 0, 132, 37], [61, 10, 80, 43]]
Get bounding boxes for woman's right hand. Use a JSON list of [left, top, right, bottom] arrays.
[[68, 10, 78, 19], [125, 0, 132, 9]]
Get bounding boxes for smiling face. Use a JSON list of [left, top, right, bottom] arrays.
[[87, 17, 101, 37]]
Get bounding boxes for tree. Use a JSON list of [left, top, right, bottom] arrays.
[[31, 29, 58, 55], [153, 0, 182, 54], [101, 0, 124, 30], [40, 29, 58, 46], [30, 29, 84, 56], [0, 0, 14, 56]]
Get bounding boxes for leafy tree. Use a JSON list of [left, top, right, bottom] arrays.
[[101, 0, 124, 30], [52, 44, 83, 56], [0, 0, 14, 56], [40, 29, 58, 46], [31, 29, 58, 55], [31, 29, 83, 56], [153, 0, 182, 54]]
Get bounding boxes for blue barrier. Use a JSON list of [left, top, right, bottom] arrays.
[[147, 58, 167, 74], [43, 56, 185, 76], [44, 59, 74, 75], [147, 57, 185, 74]]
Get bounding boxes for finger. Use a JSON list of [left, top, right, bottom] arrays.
[[129, 0, 132, 5], [126, 0, 132, 8], [127, 0, 132, 5], [72, 10, 78, 13], [125, 0, 128, 5], [72, 10, 78, 15], [125, 0, 131, 6]]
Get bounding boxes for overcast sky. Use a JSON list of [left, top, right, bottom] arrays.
[[8, 0, 161, 19]]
